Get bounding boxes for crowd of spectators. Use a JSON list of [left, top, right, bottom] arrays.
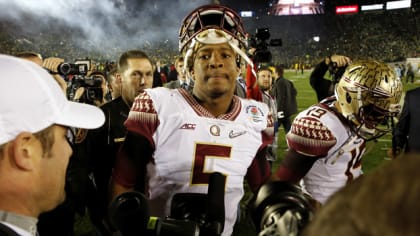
[[244, 9, 419, 67], [0, 7, 418, 69]]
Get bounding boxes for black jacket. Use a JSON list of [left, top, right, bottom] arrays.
[[272, 76, 298, 118], [83, 97, 130, 231], [309, 61, 334, 102], [393, 87, 420, 154]]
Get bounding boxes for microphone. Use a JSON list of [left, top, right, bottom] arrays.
[[205, 172, 226, 236], [108, 191, 150, 236]]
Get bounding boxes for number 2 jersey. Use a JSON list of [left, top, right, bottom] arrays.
[[286, 97, 366, 204], [113, 87, 273, 236]]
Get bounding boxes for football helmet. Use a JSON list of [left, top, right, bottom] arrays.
[[178, 4, 254, 74], [335, 60, 403, 140]]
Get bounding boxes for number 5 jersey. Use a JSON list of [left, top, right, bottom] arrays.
[[113, 87, 273, 236]]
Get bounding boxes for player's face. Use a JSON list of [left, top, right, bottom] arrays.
[[120, 58, 153, 106], [257, 70, 272, 91], [38, 125, 72, 212], [191, 43, 240, 98]]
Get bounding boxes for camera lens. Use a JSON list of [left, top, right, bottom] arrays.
[[58, 63, 72, 75]]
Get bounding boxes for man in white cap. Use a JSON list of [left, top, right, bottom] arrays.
[[0, 54, 105, 236], [110, 4, 273, 236]]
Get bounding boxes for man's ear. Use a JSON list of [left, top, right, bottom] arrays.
[[10, 132, 38, 171], [116, 73, 122, 84]]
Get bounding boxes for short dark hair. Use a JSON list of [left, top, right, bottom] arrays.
[[117, 50, 153, 73], [0, 125, 55, 159], [257, 66, 272, 74], [275, 65, 284, 74]]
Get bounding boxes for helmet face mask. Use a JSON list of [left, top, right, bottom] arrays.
[[179, 4, 254, 74], [335, 60, 403, 140], [179, 4, 247, 54]]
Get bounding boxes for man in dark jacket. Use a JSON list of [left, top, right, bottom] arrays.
[[309, 55, 351, 102], [272, 65, 298, 133], [391, 87, 420, 157], [84, 49, 154, 234]]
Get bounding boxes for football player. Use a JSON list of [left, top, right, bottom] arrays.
[[110, 4, 273, 236], [274, 60, 403, 204]]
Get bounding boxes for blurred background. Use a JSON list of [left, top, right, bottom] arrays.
[[0, 0, 418, 68]]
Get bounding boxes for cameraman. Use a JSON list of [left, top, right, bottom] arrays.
[[73, 71, 109, 106], [309, 55, 351, 102]]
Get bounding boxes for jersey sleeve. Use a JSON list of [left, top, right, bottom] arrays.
[[124, 91, 159, 148], [113, 91, 159, 188], [286, 115, 337, 157]]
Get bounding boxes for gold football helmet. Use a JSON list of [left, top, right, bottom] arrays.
[[335, 60, 403, 140]]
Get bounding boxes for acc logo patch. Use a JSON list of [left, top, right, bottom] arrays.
[[246, 105, 264, 122]]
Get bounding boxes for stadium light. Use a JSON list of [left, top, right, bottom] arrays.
[[386, 0, 411, 10], [240, 11, 254, 17], [361, 4, 384, 11]]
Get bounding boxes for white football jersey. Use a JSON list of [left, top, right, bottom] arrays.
[[126, 87, 270, 236], [287, 100, 366, 204]]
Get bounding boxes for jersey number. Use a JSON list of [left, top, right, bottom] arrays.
[[191, 143, 231, 185], [306, 107, 327, 118]]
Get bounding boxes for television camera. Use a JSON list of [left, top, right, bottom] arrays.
[[57, 62, 89, 76], [327, 60, 347, 85], [56, 60, 104, 104], [249, 27, 282, 63]]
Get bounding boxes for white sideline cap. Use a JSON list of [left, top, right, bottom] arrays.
[[0, 54, 105, 145]]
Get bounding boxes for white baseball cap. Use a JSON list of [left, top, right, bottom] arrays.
[[0, 54, 105, 145]]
